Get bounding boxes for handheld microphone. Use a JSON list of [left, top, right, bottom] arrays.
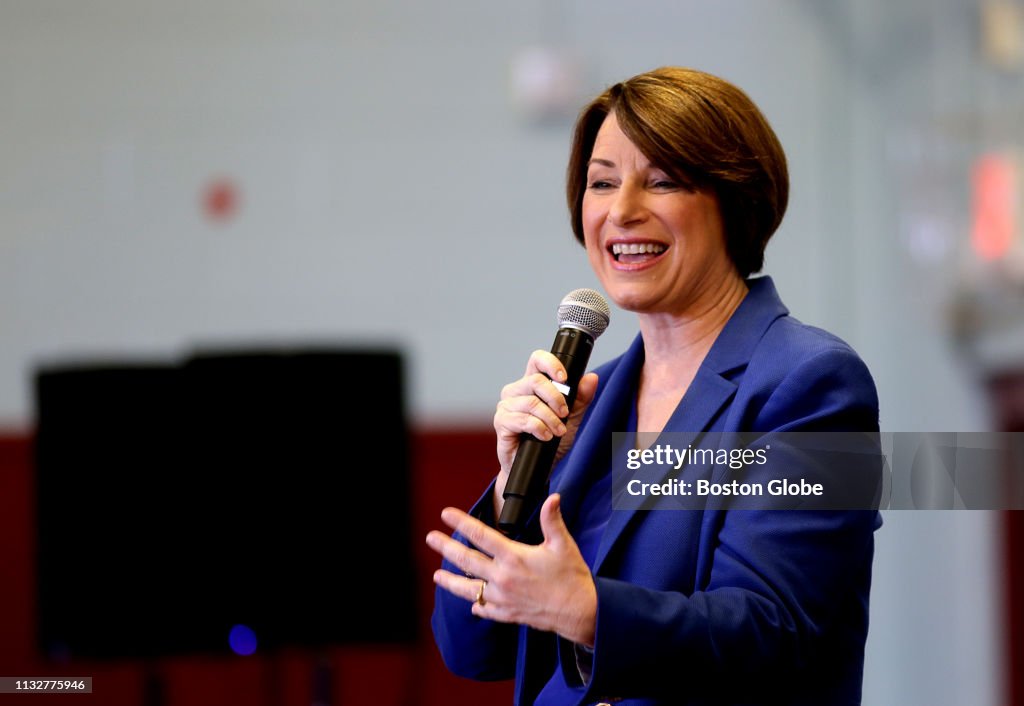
[[498, 288, 611, 537]]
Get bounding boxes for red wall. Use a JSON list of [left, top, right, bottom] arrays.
[[1008, 512, 1023, 706], [9, 427, 1019, 705], [0, 430, 512, 706]]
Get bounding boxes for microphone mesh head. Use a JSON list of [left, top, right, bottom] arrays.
[[557, 288, 611, 338]]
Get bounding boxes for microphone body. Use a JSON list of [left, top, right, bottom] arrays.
[[498, 289, 610, 537]]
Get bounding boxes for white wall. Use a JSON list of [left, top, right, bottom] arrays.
[[0, 1, 1010, 703], [4, 0, 988, 430]]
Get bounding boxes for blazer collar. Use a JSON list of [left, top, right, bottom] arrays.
[[649, 275, 790, 433], [696, 275, 789, 377]]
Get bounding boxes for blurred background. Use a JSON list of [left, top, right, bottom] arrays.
[[0, 0, 1022, 704]]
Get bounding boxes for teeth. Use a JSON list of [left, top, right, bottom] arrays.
[[611, 242, 666, 255]]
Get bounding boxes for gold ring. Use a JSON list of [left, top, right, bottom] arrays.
[[475, 580, 486, 607]]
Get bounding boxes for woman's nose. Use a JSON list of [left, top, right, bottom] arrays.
[[608, 184, 647, 227]]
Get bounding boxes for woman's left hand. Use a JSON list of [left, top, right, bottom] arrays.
[[426, 493, 597, 648]]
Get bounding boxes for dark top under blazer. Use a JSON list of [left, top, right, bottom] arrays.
[[431, 276, 882, 705]]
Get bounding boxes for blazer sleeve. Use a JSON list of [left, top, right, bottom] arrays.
[[577, 346, 881, 703], [430, 480, 520, 681]]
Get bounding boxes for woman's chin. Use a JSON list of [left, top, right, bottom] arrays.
[[606, 289, 656, 313]]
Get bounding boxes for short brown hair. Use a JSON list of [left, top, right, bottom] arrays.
[[566, 67, 789, 278]]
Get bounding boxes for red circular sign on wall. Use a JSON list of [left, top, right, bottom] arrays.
[[202, 178, 240, 223]]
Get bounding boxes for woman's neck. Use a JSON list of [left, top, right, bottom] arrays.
[[637, 273, 748, 370], [633, 274, 748, 437]]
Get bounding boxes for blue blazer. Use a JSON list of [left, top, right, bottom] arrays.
[[432, 277, 881, 705]]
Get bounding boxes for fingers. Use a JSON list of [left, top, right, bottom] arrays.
[[425, 529, 493, 579], [495, 392, 567, 442], [427, 496, 596, 640], [500, 370, 570, 418], [494, 351, 574, 449], [493, 353, 599, 480], [438, 506, 507, 557], [426, 508, 509, 619], [432, 570, 507, 623], [508, 350, 571, 416], [539, 493, 570, 550], [574, 372, 599, 412], [523, 349, 567, 382], [432, 569, 491, 607]]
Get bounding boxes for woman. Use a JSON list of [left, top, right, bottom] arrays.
[[426, 67, 880, 705]]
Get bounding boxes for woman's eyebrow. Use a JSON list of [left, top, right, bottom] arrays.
[[587, 158, 615, 168]]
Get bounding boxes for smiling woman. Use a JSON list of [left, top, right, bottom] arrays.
[[566, 67, 788, 280], [427, 66, 881, 706], [581, 111, 739, 322]]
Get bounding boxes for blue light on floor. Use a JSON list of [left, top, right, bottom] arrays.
[[228, 624, 257, 656]]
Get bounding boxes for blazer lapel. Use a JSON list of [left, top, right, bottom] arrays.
[[592, 367, 738, 571], [552, 334, 644, 525], [590, 276, 791, 572]]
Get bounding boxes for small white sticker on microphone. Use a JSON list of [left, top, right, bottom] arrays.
[[551, 380, 571, 396]]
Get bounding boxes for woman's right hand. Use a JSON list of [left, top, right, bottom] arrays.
[[492, 349, 599, 516]]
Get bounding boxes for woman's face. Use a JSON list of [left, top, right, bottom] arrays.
[[582, 112, 739, 315]]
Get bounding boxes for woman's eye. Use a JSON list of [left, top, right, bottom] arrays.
[[652, 179, 678, 189], [588, 180, 613, 190]]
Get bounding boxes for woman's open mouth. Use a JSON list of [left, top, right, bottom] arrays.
[[610, 241, 667, 265]]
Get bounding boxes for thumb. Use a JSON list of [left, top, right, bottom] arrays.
[[570, 373, 599, 418], [540, 493, 571, 549]]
